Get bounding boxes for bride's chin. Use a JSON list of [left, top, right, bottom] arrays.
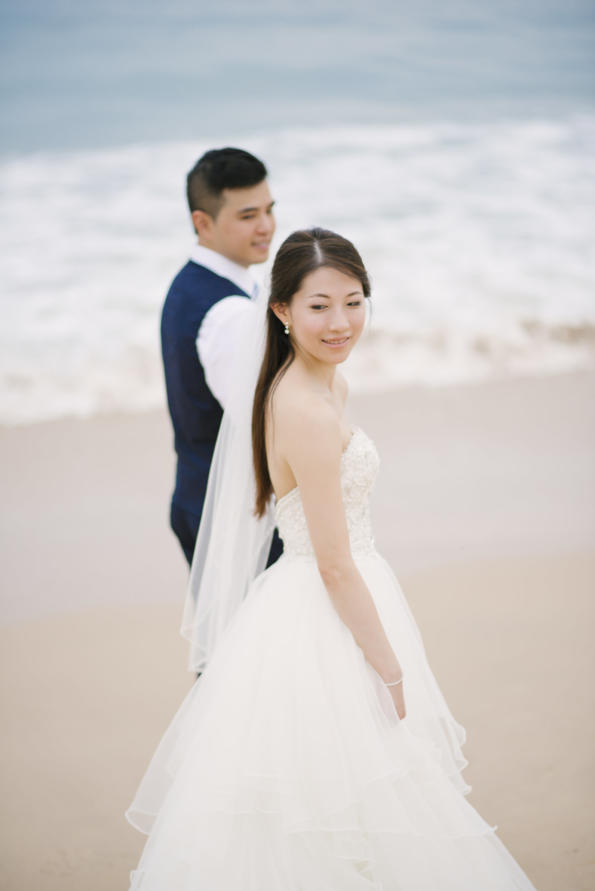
[[326, 343, 357, 364], [322, 351, 354, 366]]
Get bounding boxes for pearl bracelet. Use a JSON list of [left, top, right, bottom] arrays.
[[384, 676, 404, 687]]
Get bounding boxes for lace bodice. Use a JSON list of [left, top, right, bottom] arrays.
[[274, 427, 379, 559]]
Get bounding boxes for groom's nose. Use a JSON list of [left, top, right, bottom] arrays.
[[255, 211, 275, 235]]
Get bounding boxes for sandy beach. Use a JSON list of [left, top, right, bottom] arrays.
[[1, 370, 594, 890]]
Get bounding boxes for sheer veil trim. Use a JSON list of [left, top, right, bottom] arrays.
[[182, 290, 275, 673]]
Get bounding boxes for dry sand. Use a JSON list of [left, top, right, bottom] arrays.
[[1, 370, 594, 890]]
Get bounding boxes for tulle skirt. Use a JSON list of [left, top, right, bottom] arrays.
[[126, 552, 536, 889]]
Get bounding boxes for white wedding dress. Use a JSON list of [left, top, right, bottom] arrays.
[[127, 428, 537, 889]]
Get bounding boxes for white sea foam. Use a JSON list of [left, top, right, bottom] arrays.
[[1, 118, 595, 423]]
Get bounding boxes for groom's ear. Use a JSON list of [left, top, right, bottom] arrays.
[[191, 209, 214, 238]]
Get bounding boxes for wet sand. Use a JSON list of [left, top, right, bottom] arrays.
[[1, 371, 594, 890]]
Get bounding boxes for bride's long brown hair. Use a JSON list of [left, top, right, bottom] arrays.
[[252, 228, 371, 517]]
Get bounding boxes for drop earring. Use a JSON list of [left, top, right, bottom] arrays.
[[284, 322, 290, 335]]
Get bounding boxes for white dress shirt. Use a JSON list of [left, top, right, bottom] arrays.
[[191, 245, 260, 410]]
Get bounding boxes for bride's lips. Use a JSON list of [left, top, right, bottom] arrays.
[[322, 336, 350, 348]]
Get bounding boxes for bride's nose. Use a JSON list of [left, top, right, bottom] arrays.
[[327, 309, 350, 332]]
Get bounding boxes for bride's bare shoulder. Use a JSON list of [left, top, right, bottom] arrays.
[[269, 369, 341, 451]]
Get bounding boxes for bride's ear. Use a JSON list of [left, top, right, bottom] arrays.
[[270, 303, 289, 326]]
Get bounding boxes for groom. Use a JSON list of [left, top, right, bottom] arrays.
[[161, 147, 282, 566]]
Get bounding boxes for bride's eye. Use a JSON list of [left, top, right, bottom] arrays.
[[348, 300, 362, 307], [311, 304, 327, 311]]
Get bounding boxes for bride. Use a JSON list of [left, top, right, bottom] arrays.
[[127, 228, 537, 889]]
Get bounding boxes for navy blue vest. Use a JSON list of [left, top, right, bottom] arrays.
[[161, 261, 250, 516]]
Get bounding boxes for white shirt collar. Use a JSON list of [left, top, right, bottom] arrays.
[[190, 244, 259, 298]]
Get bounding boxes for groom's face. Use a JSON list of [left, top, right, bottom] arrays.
[[203, 180, 276, 268]]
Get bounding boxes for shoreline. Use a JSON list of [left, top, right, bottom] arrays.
[[3, 360, 595, 432], [3, 369, 593, 622]]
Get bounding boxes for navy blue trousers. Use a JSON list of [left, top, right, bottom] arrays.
[[170, 503, 283, 569]]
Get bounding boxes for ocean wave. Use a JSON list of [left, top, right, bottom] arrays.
[[1, 118, 594, 423]]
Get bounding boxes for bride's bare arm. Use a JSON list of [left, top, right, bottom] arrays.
[[278, 401, 405, 717]]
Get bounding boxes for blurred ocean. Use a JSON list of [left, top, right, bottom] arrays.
[[1, 0, 594, 423]]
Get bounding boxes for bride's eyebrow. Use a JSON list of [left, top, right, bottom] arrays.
[[307, 291, 363, 299]]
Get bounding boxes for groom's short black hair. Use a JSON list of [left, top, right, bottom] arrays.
[[187, 148, 268, 220]]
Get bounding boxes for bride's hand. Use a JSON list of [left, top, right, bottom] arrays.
[[389, 682, 406, 720]]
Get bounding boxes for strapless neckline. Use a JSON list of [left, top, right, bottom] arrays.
[[274, 427, 360, 512]]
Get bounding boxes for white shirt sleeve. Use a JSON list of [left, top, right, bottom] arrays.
[[197, 296, 256, 411]]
